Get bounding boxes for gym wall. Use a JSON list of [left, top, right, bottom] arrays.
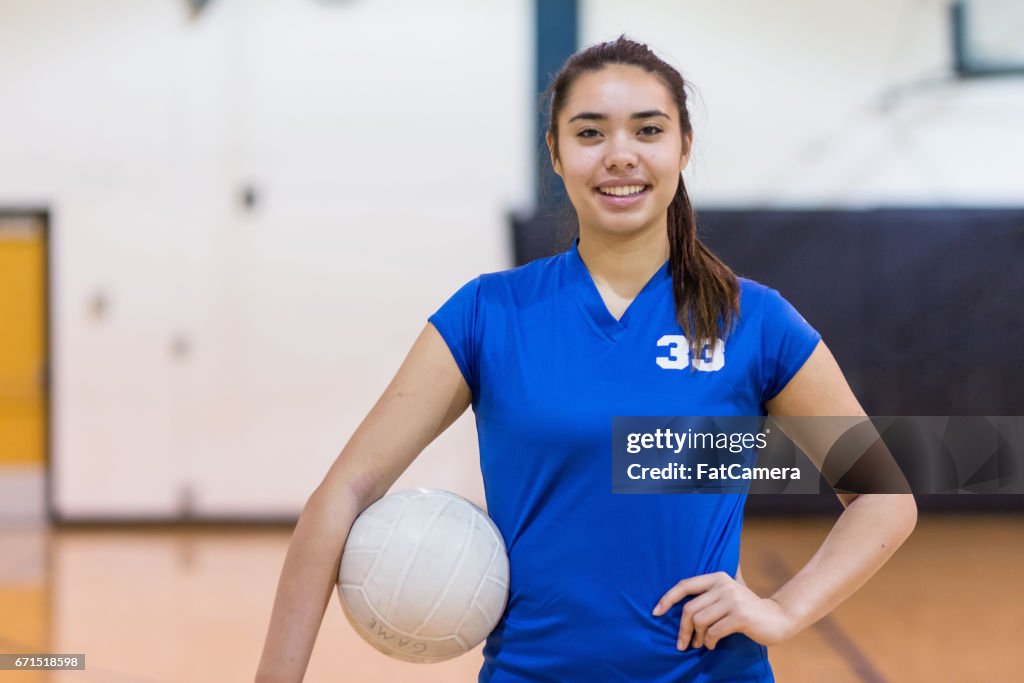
[[1, 0, 1019, 521], [582, 0, 1023, 204], [0, 0, 531, 520]]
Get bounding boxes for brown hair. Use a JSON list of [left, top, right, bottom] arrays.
[[545, 36, 740, 357]]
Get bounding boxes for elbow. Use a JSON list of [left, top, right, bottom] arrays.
[[901, 493, 918, 539], [885, 493, 918, 543], [306, 473, 379, 530], [851, 492, 918, 542]]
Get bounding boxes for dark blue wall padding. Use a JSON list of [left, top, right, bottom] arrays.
[[699, 208, 1024, 417], [510, 207, 1024, 512]]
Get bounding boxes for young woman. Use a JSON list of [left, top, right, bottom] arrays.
[[256, 37, 917, 682]]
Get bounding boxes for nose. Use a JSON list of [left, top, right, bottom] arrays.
[[604, 134, 638, 171]]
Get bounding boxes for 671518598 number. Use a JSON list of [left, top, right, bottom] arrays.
[[0, 654, 85, 670]]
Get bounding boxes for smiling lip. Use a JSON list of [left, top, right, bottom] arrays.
[[594, 184, 650, 208]]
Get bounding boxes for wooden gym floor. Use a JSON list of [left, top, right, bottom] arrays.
[[0, 515, 1021, 682]]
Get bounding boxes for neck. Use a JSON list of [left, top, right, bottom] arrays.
[[576, 223, 670, 298]]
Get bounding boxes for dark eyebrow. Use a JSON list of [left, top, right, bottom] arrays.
[[567, 110, 671, 123]]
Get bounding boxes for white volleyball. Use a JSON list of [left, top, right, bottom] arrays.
[[337, 488, 510, 663]]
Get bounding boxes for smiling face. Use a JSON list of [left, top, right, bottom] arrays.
[[547, 64, 692, 241]]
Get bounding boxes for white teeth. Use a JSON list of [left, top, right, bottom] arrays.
[[599, 185, 646, 196]]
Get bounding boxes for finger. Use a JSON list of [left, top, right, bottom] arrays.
[[704, 614, 743, 650], [676, 592, 720, 651], [652, 573, 723, 616], [688, 600, 730, 650]]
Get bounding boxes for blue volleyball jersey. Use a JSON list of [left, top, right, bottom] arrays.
[[428, 240, 820, 683]]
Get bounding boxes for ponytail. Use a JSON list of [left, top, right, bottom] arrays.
[[667, 175, 740, 361]]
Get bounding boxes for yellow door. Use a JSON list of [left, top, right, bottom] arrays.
[[0, 215, 46, 465]]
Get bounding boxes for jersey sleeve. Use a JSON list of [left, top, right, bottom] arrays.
[[759, 287, 822, 404], [427, 277, 482, 397]]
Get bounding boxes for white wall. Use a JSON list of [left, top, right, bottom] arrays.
[[0, 0, 532, 518], [583, 0, 1024, 206], [2, 0, 1020, 519]]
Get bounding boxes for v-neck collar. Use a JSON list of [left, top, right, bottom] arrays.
[[565, 239, 671, 343]]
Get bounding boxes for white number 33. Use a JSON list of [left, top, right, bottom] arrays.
[[656, 335, 725, 372]]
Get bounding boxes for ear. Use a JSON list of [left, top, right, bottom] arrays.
[[679, 131, 693, 173], [546, 131, 562, 177]]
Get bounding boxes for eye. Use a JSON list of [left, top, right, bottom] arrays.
[[577, 128, 601, 138], [639, 125, 663, 136]]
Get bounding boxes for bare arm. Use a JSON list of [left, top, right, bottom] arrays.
[[254, 323, 471, 682], [655, 341, 917, 650], [762, 340, 917, 638]]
